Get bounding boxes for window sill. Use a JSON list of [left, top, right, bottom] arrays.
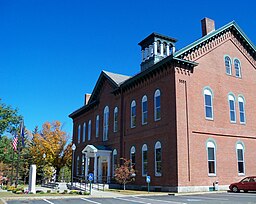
[[238, 173, 245, 176], [155, 173, 162, 177], [205, 117, 214, 121], [208, 174, 216, 177]]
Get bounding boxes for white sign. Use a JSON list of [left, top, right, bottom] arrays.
[[88, 173, 94, 181]]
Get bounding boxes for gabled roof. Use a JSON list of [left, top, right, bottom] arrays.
[[174, 21, 256, 59], [102, 70, 131, 86], [69, 70, 130, 119], [88, 70, 130, 104]]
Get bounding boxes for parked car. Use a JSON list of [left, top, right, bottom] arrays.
[[229, 176, 256, 192]]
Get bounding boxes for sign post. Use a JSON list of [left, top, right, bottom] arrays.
[[146, 175, 150, 193], [88, 173, 94, 195]]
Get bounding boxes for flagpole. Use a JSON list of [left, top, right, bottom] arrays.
[[10, 143, 15, 185], [15, 132, 21, 188]]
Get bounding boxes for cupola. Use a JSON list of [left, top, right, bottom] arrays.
[[138, 32, 177, 71]]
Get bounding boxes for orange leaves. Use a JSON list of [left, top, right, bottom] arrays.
[[29, 121, 69, 170]]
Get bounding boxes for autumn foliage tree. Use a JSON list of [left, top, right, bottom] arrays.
[[29, 121, 72, 180], [114, 158, 136, 190]]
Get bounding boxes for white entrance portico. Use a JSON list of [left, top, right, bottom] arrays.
[[82, 145, 112, 183]]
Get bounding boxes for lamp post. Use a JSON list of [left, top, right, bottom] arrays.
[[43, 153, 46, 184], [71, 144, 76, 187]]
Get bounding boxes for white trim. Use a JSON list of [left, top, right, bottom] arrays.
[[142, 144, 148, 176], [142, 95, 148, 125], [131, 100, 136, 128], [154, 89, 161, 121], [154, 141, 162, 176]]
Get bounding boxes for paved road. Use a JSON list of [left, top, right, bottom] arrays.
[[6, 193, 256, 204]]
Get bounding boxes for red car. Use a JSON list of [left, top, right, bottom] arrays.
[[229, 176, 256, 192]]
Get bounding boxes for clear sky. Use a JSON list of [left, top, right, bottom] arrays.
[[1, 0, 255, 139]]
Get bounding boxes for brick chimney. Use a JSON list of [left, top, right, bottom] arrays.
[[84, 93, 91, 105], [201, 17, 215, 36]]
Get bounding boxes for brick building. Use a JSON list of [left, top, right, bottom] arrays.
[[69, 18, 256, 192]]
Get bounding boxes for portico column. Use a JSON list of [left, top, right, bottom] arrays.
[[94, 154, 98, 182], [107, 155, 111, 183], [85, 154, 89, 178]]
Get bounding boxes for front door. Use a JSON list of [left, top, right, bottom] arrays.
[[102, 162, 108, 183]]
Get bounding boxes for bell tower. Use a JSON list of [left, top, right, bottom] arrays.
[[138, 32, 177, 71]]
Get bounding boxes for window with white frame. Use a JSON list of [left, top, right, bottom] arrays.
[[238, 96, 246, 124], [82, 122, 86, 142], [142, 144, 148, 176], [154, 89, 161, 121], [204, 88, 213, 120], [103, 106, 109, 141], [88, 120, 91, 140], [76, 155, 80, 175], [234, 59, 241, 78], [130, 146, 136, 169], [225, 56, 232, 75], [155, 141, 162, 176], [207, 141, 216, 176], [114, 107, 118, 132], [236, 143, 245, 175], [77, 125, 81, 144], [142, 95, 148, 125], [228, 94, 236, 123], [96, 115, 99, 137], [112, 149, 117, 176], [131, 100, 136, 128]]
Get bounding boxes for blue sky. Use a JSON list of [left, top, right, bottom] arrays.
[[1, 0, 255, 140]]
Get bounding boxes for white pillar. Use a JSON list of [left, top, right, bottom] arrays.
[[166, 45, 170, 56], [94, 154, 98, 182], [107, 155, 111, 183], [160, 43, 164, 56], [149, 45, 153, 57], [153, 42, 157, 55], [28, 165, 36, 194], [85, 154, 89, 177]]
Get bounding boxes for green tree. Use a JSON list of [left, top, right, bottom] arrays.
[[0, 99, 22, 137]]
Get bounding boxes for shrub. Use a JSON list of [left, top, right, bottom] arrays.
[[56, 190, 59, 193], [63, 190, 68, 194], [15, 190, 23, 194], [2, 185, 7, 190], [69, 190, 79, 194], [39, 191, 45, 194], [7, 186, 16, 191], [47, 190, 51, 193], [83, 191, 90, 195]]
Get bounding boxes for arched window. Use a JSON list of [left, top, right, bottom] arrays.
[[225, 56, 232, 75], [228, 94, 236, 123], [234, 59, 241, 78], [103, 106, 109, 141], [88, 120, 91, 141], [81, 155, 85, 175], [82, 122, 86, 142], [112, 149, 117, 176], [236, 143, 245, 175], [131, 100, 136, 128], [157, 40, 161, 55], [114, 107, 118, 132], [142, 95, 148, 125], [154, 89, 161, 121], [204, 88, 213, 120], [155, 141, 162, 176], [130, 146, 136, 169], [207, 141, 216, 175], [163, 42, 167, 56], [96, 115, 99, 138], [142, 144, 148, 176], [76, 156, 80, 175], [238, 96, 246, 124], [77, 125, 81, 144]]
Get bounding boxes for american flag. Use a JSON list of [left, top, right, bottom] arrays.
[[12, 133, 18, 151]]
